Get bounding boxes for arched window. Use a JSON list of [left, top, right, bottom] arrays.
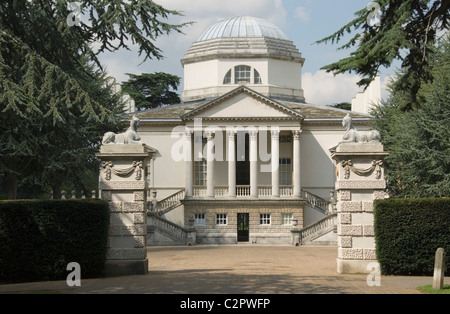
[[234, 65, 251, 84], [222, 65, 263, 85], [254, 69, 262, 84], [223, 69, 232, 84]]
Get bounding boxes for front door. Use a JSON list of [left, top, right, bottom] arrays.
[[237, 213, 249, 242]]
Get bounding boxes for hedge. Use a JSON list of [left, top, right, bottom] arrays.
[[0, 199, 109, 283], [374, 198, 450, 275]]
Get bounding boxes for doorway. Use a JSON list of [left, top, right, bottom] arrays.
[[237, 213, 249, 242], [236, 133, 249, 185]]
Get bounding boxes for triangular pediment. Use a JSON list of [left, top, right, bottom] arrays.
[[181, 86, 304, 120]]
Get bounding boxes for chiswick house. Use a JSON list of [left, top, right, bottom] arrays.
[[124, 16, 373, 245]]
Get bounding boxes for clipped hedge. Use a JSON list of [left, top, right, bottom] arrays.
[[0, 199, 109, 283], [374, 198, 450, 275]]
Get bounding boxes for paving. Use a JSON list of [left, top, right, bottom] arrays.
[[0, 245, 447, 294]]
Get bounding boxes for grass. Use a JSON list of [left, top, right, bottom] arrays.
[[417, 284, 450, 294]]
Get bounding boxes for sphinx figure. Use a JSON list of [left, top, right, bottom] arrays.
[[340, 113, 381, 143], [102, 115, 142, 144]]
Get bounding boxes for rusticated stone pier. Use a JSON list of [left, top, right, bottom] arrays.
[[331, 142, 389, 274], [96, 144, 156, 276]]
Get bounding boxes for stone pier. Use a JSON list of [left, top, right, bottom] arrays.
[[96, 144, 156, 276], [331, 142, 389, 274]]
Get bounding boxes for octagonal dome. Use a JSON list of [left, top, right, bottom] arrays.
[[197, 16, 289, 41], [182, 16, 303, 66]]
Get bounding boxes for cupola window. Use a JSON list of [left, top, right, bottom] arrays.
[[235, 65, 251, 84], [223, 65, 263, 85]]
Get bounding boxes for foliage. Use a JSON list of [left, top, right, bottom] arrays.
[[374, 198, 450, 276], [0, 199, 110, 283], [371, 37, 450, 198], [0, 1, 189, 199], [328, 102, 351, 111], [317, 0, 450, 109], [417, 285, 450, 294], [122, 72, 181, 110]]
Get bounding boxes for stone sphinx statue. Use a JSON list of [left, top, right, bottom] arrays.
[[340, 113, 381, 143], [102, 115, 143, 144]]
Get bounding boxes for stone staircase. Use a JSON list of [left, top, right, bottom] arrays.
[[151, 189, 185, 216], [297, 214, 337, 246], [299, 190, 337, 246], [147, 213, 195, 246], [147, 189, 192, 245], [146, 188, 337, 246]]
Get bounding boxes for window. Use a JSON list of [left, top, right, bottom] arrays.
[[194, 159, 207, 186], [235, 65, 251, 84], [279, 135, 292, 143], [223, 65, 263, 85], [279, 158, 292, 185], [260, 214, 271, 225], [223, 69, 232, 84], [216, 214, 228, 225], [194, 214, 206, 226], [281, 213, 293, 225], [254, 69, 262, 84]]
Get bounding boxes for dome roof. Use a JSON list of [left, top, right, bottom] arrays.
[[197, 16, 289, 41]]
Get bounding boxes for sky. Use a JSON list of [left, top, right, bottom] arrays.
[[97, 0, 397, 106]]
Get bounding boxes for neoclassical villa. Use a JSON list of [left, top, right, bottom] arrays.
[[133, 16, 371, 245]]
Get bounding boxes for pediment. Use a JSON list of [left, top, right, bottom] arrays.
[[181, 86, 304, 121]]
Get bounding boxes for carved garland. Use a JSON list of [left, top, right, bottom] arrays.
[[340, 160, 383, 179], [102, 161, 143, 180]]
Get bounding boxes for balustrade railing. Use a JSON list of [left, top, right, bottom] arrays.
[[148, 214, 188, 242], [191, 185, 297, 198], [154, 189, 185, 214], [299, 214, 337, 244], [301, 189, 329, 213], [236, 185, 250, 196], [257, 186, 272, 197]]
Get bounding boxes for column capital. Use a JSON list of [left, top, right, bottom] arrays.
[[292, 130, 302, 140], [271, 129, 280, 139], [227, 130, 237, 139], [184, 129, 193, 140], [249, 129, 258, 140]]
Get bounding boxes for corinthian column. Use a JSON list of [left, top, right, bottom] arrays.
[[206, 131, 215, 198], [292, 130, 302, 198], [271, 129, 280, 197], [184, 129, 193, 197], [227, 130, 236, 197], [249, 129, 258, 197]]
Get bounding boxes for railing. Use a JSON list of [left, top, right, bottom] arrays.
[[257, 186, 272, 197], [192, 185, 295, 198], [299, 214, 337, 244], [301, 189, 329, 213], [193, 186, 207, 197], [148, 213, 188, 243], [280, 186, 293, 197], [236, 185, 250, 196], [153, 189, 185, 215]]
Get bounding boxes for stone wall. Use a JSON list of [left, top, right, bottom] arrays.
[[184, 199, 304, 245]]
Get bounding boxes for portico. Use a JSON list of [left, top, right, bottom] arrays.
[[181, 86, 304, 200]]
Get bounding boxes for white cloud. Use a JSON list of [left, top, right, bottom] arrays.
[[294, 6, 310, 23], [101, 0, 288, 85], [302, 70, 362, 106]]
